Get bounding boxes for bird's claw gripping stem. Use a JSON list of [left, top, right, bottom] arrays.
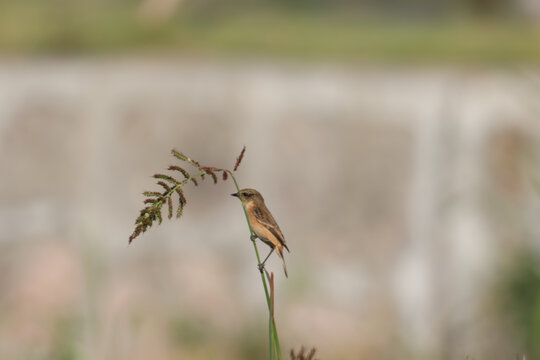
[[250, 234, 257, 242]]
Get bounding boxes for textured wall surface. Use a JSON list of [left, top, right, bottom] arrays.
[[0, 60, 538, 360]]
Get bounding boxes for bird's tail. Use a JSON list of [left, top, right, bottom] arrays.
[[278, 248, 288, 278]]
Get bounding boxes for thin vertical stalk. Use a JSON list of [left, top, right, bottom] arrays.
[[227, 170, 282, 360], [269, 272, 275, 360], [269, 314, 275, 360]]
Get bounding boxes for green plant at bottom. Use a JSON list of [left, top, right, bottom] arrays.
[[129, 146, 282, 360], [499, 250, 540, 358]]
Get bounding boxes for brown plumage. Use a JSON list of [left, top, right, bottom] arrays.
[[231, 188, 289, 277]]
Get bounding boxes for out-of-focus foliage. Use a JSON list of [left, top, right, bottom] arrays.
[[191, 0, 519, 16], [0, 0, 538, 62], [499, 250, 540, 358]]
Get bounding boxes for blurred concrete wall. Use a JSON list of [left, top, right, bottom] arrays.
[[0, 60, 538, 360]]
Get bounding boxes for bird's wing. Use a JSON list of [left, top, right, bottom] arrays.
[[254, 205, 289, 252]]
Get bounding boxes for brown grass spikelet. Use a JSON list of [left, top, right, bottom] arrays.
[[129, 227, 142, 243], [167, 197, 173, 219], [222, 170, 228, 181], [190, 178, 199, 186], [143, 191, 164, 198], [153, 173, 179, 185], [176, 202, 183, 218], [201, 166, 218, 171], [290, 347, 318, 360], [175, 188, 187, 218], [209, 171, 218, 184], [172, 149, 201, 168], [152, 207, 162, 225], [157, 181, 171, 193], [234, 145, 246, 171], [168, 165, 190, 179], [171, 149, 188, 161], [176, 188, 187, 206], [202, 168, 218, 184]]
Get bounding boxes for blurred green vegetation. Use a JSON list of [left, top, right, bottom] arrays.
[[0, 0, 539, 63], [170, 316, 210, 349], [499, 250, 540, 358], [50, 316, 82, 360], [235, 322, 267, 360], [168, 315, 267, 360]]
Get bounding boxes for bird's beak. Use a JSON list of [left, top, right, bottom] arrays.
[[231, 192, 239, 197]]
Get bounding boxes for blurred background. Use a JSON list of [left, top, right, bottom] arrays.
[[1, 1, 540, 359]]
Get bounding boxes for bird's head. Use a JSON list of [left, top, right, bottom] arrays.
[[231, 188, 264, 204]]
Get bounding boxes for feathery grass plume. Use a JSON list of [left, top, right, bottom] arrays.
[[129, 146, 286, 360], [234, 145, 246, 171], [290, 347, 318, 360], [129, 147, 247, 243]]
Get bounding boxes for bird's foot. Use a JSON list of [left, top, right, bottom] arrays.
[[250, 234, 257, 242], [257, 263, 265, 273]]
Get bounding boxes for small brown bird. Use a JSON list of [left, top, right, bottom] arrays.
[[232, 188, 289, 277]]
